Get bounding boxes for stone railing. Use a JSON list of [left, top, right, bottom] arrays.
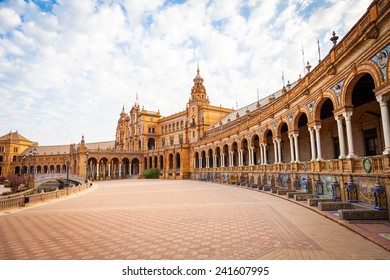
[[193, 155, 390, 175], [0, 182, 92, 211]]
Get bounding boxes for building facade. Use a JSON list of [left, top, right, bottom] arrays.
[[0, 1, 389, 213]]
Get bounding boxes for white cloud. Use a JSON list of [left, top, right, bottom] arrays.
[[0, 0, 373, 145], [0, 7, 21, 33]]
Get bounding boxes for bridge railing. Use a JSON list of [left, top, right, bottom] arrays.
[[34, 173, 85, 182], [0, 182, 93, 211]]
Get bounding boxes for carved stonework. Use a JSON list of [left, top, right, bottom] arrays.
[[327, 63, 336, 76], [364, 22, 379, 40]]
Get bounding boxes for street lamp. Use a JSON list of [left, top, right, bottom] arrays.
[[21, 155, 26, 174], [85, 151, 89, 183], [66, 160, 70, 187], [29, 148, 36, 176]]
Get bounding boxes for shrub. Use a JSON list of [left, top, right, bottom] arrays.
[[143, 168, 159, 179]]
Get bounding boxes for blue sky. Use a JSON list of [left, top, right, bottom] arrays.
[[0, 0, 371, 145]]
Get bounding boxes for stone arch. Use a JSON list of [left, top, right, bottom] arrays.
[[122, 157, 130, 176], [342, 61, 382, 107], [231, 141, 238, 166], [168, 153, 174, 170], [292, 109, 311, 131], [175, 153, 181, 170], [313, 91, 338, 122], [244, 137, 251, 166], [207, 148, 213, 167], [194, 151, 199, 168], [131, 158, 140, 175], [261, 127, 274, 142], [159, 155, 164, 170], [276, 120, 290, 137], [200, 150, 206, 168]]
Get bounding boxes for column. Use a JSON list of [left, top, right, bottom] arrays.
[[289, 134, 295, 163], [250, 147, 255, 166], [119, 163, 122, 177], [206, 156, 209, 168], [314, 125, 323, 161], [108, 163, 111, 177], [343, 111, 356, 158], [276, 139, 282, 163], [138, 163, 141, 175], [96, 163, 99, 177], [377, 95, 390, 155], [239, 150, 243, 166], [230, 151, 234, 166], [293, 133, 300, 162], [221, 154, 224, 167], [273, 139, 278, 164], [260, 143, 264, 164], [335, 115, 347, 158], [129, 164, 131, 175], [199, 157, 203, 168], [308, 127, 317, 161], [263, 143, 268, 164]]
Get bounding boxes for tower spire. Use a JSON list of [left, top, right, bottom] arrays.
[[190, 66, 209, 104]]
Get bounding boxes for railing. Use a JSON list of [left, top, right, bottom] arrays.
[[0, 182, 92, 211], [193, 155, 390, 175]]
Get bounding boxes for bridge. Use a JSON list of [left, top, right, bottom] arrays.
[[33, 173, 86, 190]]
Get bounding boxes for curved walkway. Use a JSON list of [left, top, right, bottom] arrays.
[[0, 179, 389, 260]]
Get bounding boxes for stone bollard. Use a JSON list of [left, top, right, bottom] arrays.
[[56, 187, 59, 198], [372, 178, 388, 210]]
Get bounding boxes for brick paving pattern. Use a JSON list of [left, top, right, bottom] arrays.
[[0, 179, 389, 260]]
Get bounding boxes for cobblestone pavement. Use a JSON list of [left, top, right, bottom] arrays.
[[0, 179, 389, 260]]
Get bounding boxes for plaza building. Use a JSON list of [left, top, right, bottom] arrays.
[[0, 0, 389, 217]]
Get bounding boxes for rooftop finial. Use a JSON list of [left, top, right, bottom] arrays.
[[197, 61, 200, 74]]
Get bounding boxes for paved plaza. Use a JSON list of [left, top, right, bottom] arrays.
[[0, 179, 389, 260]]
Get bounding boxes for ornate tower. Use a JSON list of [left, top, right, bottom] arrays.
[[188, 66, 210, 143], [115, 105, 130, 151], [190, 65, 210, 104]]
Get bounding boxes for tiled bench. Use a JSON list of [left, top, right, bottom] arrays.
[[294, 193, 316, 201], [318, 202, 354, 211], [338, 209, 389, 220], [308, 198, 337, 207]]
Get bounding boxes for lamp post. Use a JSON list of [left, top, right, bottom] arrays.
[[21, 155, 26, 174], [85, 152, 89, 183], [29, 148, 36, 176], [66, 160, 70, 187]]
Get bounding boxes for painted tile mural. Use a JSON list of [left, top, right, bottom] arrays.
[[319, 175, 334, 197], [354, 177, 383, 206], [279, 174, 290, 189]]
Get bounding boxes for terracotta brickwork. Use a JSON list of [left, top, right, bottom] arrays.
[[1, 0, 389, 215]]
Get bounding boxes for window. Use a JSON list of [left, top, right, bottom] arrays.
[[14, 147, 18, 153], [0, 146, 4, 153], [13, 156, 17, 162], [193, 131, 195, 138], [170, 135, 174, 146], [364, 128, 378, 156]]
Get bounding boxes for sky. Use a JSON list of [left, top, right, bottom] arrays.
[[0, 0, 372, 146]]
